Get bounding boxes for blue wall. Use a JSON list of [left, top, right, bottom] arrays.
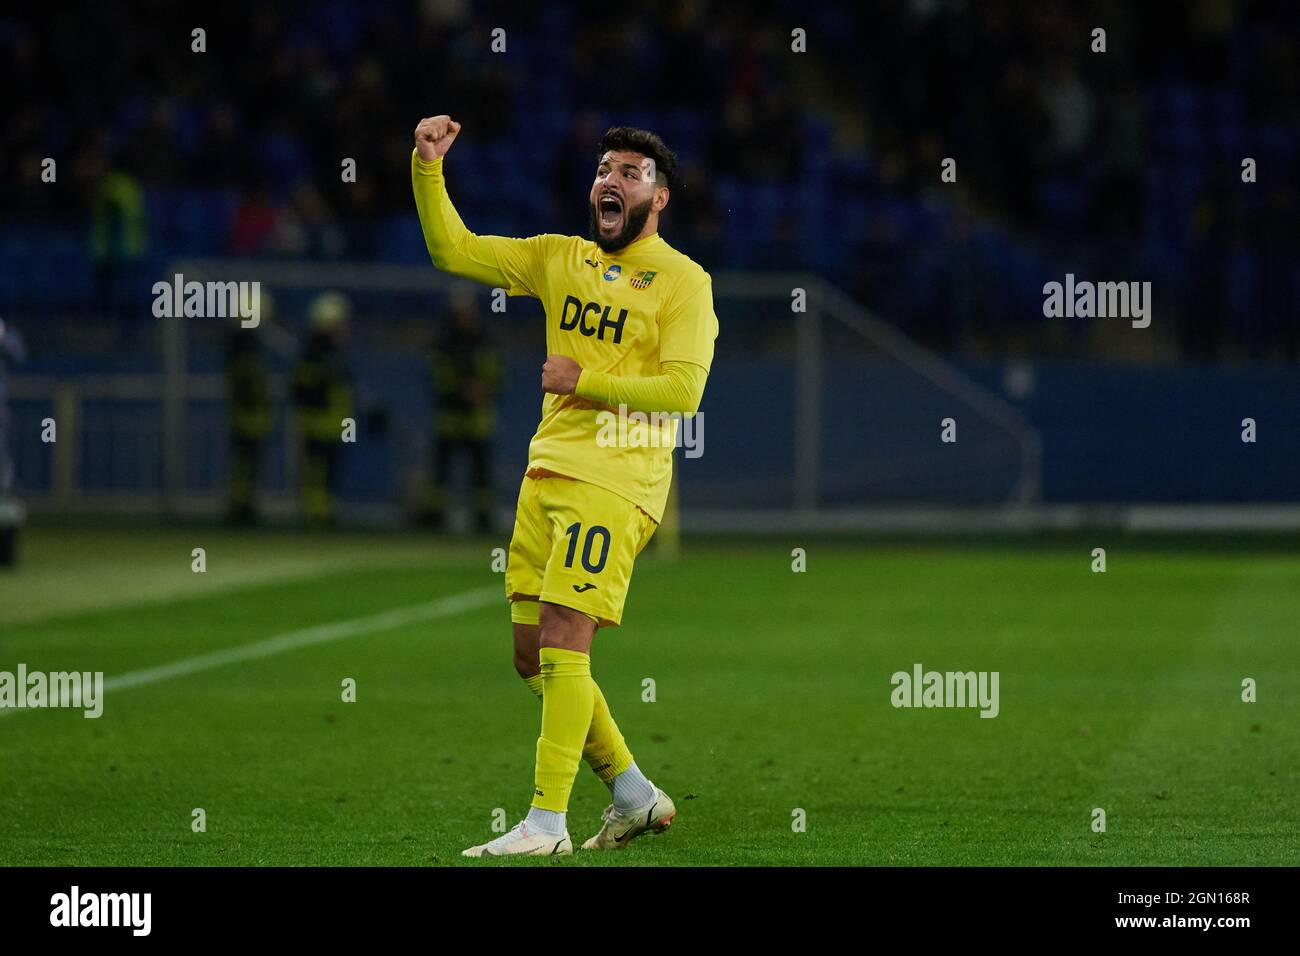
[[959, 360, 1300, 503]]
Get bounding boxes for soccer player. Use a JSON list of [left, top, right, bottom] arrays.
[[412, 114, 718, 856]]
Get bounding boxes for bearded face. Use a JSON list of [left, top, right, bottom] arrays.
[[588, 150, 664, 253]]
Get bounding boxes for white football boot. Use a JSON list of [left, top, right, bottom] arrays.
[[462, 821, 573, 858], [581, 786, 676, 850]]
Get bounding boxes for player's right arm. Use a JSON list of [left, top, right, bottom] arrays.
[[412, 115, 550, 296]]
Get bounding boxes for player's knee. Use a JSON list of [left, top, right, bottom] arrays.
[[512, 622, 540, 678], [538, 603, 596, 652], [513, 647, 539, 679]]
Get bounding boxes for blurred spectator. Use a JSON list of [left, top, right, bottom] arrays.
[[130, 100, 182, 186], [1039, 62, 1095, 165], [279, 185, 346, 259], [293, 292, 353, 526], [0, 318, 25, 568], [0, 317, 25, 492], [2, 0, 1299, 360], [422, 283, 501, 532], [196, 104, 250, 189], [230, 183, 278, 255], [224, 301, 273, 525], [84, 152, 148, 336]]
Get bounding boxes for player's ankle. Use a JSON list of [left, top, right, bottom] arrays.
[[525, 805, 567, 836], [611, 762, 656, 811]]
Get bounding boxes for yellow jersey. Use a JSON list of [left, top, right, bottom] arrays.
[[413, 150, 718, 521]]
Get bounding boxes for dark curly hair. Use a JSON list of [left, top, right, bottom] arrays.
[[597, 127, 678, 190]]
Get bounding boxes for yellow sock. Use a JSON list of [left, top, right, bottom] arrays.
[[583, 680, 634, 783], [533, 647, 594, 812], [524, 673, 633, 784]]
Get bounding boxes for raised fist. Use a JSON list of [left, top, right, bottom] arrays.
[[414, 115, 462, 162]]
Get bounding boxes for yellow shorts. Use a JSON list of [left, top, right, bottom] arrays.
[[505, 470, 658, 628]]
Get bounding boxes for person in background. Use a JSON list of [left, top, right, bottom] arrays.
[[293, 292, 353, 527], [85, 154, 147, 341], [0, 318, 27, 568], [423, 282, 501, 532], [224, 294, 273, 524]]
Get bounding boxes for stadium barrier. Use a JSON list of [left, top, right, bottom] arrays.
[[7, 261, 1297, 531]]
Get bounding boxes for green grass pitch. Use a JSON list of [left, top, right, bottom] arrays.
[[1, 524, 1296, 866]]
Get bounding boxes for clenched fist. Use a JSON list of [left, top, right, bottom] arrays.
[[414, 115, 462, 162], [541, 355, 582, 395]]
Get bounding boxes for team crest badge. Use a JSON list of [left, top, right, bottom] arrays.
[[603, 264, 622, 282], [629, 270, 658, 290]]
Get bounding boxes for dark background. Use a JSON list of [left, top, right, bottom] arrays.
[[1, 0, 1297, 515]]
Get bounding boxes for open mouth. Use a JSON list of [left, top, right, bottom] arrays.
[[598, 193, 623, 229]]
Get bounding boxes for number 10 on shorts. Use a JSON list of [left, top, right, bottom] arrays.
[[564, 523, 611, 573]]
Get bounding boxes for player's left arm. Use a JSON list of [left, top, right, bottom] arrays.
[[551, 359, 706, 415], [541, 275, 718, 414]]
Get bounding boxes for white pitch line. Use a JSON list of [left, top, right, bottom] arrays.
[[0, 585, 501, 715]]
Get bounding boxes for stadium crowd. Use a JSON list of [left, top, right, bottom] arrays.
[[2, 0, 1297, 359]]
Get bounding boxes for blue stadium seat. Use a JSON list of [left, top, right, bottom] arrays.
[[376, 217, 426, 265]]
